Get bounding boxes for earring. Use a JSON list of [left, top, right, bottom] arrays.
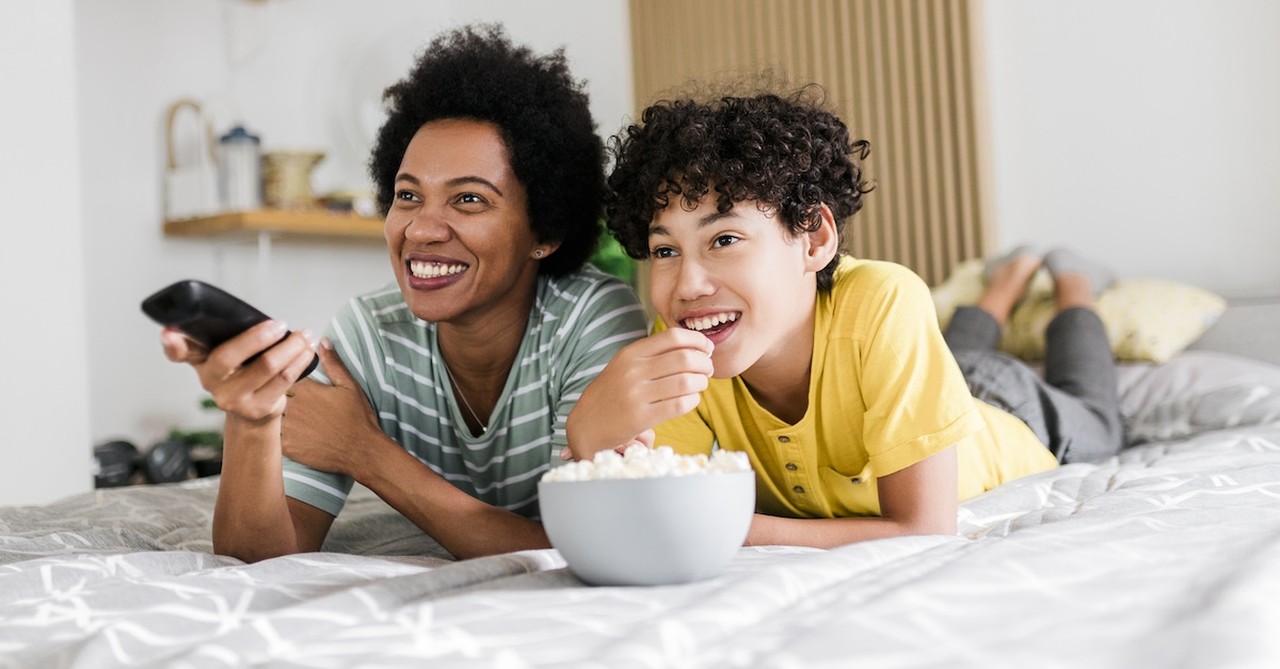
[[533, 249, 544, 258]]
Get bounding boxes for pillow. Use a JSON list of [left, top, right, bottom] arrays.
[[932, 260, 1226, 363], [1115, 351, 1280, 444]]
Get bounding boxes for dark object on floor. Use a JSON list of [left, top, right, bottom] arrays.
[[92, 439, 200, 487], [93, 440, 140, 488], [142, 439, 193, 484]]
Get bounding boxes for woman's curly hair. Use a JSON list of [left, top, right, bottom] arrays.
[[369, 24, 605, 277], [605, 87, 872, 291]]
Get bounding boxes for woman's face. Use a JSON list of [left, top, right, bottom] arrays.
[[385, 119, 545, 326]]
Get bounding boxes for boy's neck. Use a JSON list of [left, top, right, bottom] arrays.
[[739, 309, 816, 426]]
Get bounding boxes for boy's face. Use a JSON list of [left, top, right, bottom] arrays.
[[648, 196, 831, 380]]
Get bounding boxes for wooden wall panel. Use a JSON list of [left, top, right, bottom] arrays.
[[629, 0, 992, 286]]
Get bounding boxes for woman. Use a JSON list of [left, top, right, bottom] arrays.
[[161, 25, 646, 561]]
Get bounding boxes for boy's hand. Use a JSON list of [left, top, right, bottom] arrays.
[[564, 329, 713, 460], [559, 429, 653, 461]]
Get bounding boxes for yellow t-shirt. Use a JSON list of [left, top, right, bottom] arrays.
[[654, 257, 1058, 518]]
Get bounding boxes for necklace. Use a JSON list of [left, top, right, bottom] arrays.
[[444, 364, 488, 434]]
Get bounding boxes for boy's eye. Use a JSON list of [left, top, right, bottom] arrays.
[[651, 246, 676, 259], [712, 235, 739, 248]]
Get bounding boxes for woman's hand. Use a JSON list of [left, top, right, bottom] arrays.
[[564, 328, 713, 459], [280, 340, 383, 478], [160, 322, 317, 426]]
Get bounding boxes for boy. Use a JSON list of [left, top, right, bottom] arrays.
[[564, 89, 1123, 548]]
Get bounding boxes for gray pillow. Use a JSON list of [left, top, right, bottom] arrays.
[[1117, 351, 1280, 445]]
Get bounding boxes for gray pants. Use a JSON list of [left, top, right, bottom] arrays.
[[945, 306, 1124, 463]]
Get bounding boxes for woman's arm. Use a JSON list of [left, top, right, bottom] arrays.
[[161, 322, 329, 561], [354, 437, 550, 559], [213, 415, 335, 561], [745, 446, 958, 548], [282, 342, 549, 559]]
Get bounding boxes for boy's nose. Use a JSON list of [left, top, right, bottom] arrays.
[[674, 258, 715, 301]]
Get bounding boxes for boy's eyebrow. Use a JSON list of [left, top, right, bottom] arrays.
[[394, 173, 505, 197], [648, 209, 739, 237]]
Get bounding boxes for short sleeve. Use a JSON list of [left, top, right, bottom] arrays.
[[550, 275, 648, 450], [853, 265, 984, 476], [281, 297, 376, 516]]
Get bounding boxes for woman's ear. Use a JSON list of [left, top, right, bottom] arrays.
[[804, 204, 839, 271], [531, 241, 562, 259]]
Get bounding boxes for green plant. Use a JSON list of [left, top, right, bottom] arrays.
[[589, 221, 636, 286], [169, 396, 224, 452]]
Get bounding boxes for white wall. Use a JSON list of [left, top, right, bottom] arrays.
[[7, 0, 1276, 506], [0, 1, 94, 505], [0, 0, 629, 506], [981, 0, 1280, 299]]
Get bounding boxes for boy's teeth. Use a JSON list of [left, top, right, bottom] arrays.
[[684, 312, 739, 332], [410, 261, 467, 278]]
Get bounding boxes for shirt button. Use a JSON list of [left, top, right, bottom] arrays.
[[778, 435, 791, 443], [792, 485, 805, 494], [785, 462, 798, 471]]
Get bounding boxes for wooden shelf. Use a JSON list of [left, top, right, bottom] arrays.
[[163, 210, 383, 241]]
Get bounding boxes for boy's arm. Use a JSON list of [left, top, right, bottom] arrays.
[[565, 328, 714, 459], [745, 446, 958, 548]]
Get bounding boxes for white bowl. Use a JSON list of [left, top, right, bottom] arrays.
[[538, 470, 755, 586]]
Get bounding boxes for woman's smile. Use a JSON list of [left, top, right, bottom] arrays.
[[406, 255, 469, 290]]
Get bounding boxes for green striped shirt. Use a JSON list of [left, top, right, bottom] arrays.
[[282, 267, 647, 519]]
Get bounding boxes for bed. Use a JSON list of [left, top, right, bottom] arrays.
[[4, 302, 1280, 667]]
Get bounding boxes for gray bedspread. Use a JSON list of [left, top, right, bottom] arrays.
[[5, 353, 1280, 667]]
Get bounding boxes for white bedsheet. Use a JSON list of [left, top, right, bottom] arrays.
[[4, 419, 1280, 667]]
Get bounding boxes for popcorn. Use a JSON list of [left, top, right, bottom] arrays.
[[541, 445, 750, 483]]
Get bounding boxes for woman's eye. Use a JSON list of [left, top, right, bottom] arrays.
[[713, 235, 739, 248], [455, 193, 487, 207]]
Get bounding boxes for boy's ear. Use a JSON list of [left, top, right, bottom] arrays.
[[803, 204, 840, 271]]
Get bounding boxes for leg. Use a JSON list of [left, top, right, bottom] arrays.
[[952, 247, 1125, 463], [945, 248, 1040, 352], [1040, 250, 1124, 462]]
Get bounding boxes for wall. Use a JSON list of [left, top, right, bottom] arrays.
[[5, 0, 1277, 506], [5, 0, 629, 507], [981, 0, 1280, 299], [0, 1, 93, 505]]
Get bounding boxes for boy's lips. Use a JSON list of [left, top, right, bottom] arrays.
[[680, 310, 740, 345]]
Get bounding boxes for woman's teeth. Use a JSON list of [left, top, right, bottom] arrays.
[[683, 312, 739, 332], [410, 261, 466, 279]]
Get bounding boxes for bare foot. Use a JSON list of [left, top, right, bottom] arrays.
[[977, 254, 1042, 325], [1054, 273, 1095, 311]]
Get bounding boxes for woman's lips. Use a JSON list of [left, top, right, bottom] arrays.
[[405, 259, 468, 290]]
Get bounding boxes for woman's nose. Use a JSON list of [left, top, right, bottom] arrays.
[[404, 212, 451, 243]]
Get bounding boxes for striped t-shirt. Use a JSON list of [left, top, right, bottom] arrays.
[[282, 267, 647, 519]]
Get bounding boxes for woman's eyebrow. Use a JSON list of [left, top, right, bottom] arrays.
[[393, 173, 504, 197], [446, 176, 504, 197]]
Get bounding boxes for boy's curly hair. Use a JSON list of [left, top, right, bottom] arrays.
[[605, 87, 872, 291], [369, 24, 604, 277]]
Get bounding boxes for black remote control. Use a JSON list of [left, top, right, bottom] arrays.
[[142, 279, 319, 379]]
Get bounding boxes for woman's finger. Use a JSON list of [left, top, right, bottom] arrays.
[[314, 338, 355, 386], [160, 328, 208, 364]]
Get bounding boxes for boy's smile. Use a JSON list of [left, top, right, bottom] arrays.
[[648, 196, 834, 386]]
